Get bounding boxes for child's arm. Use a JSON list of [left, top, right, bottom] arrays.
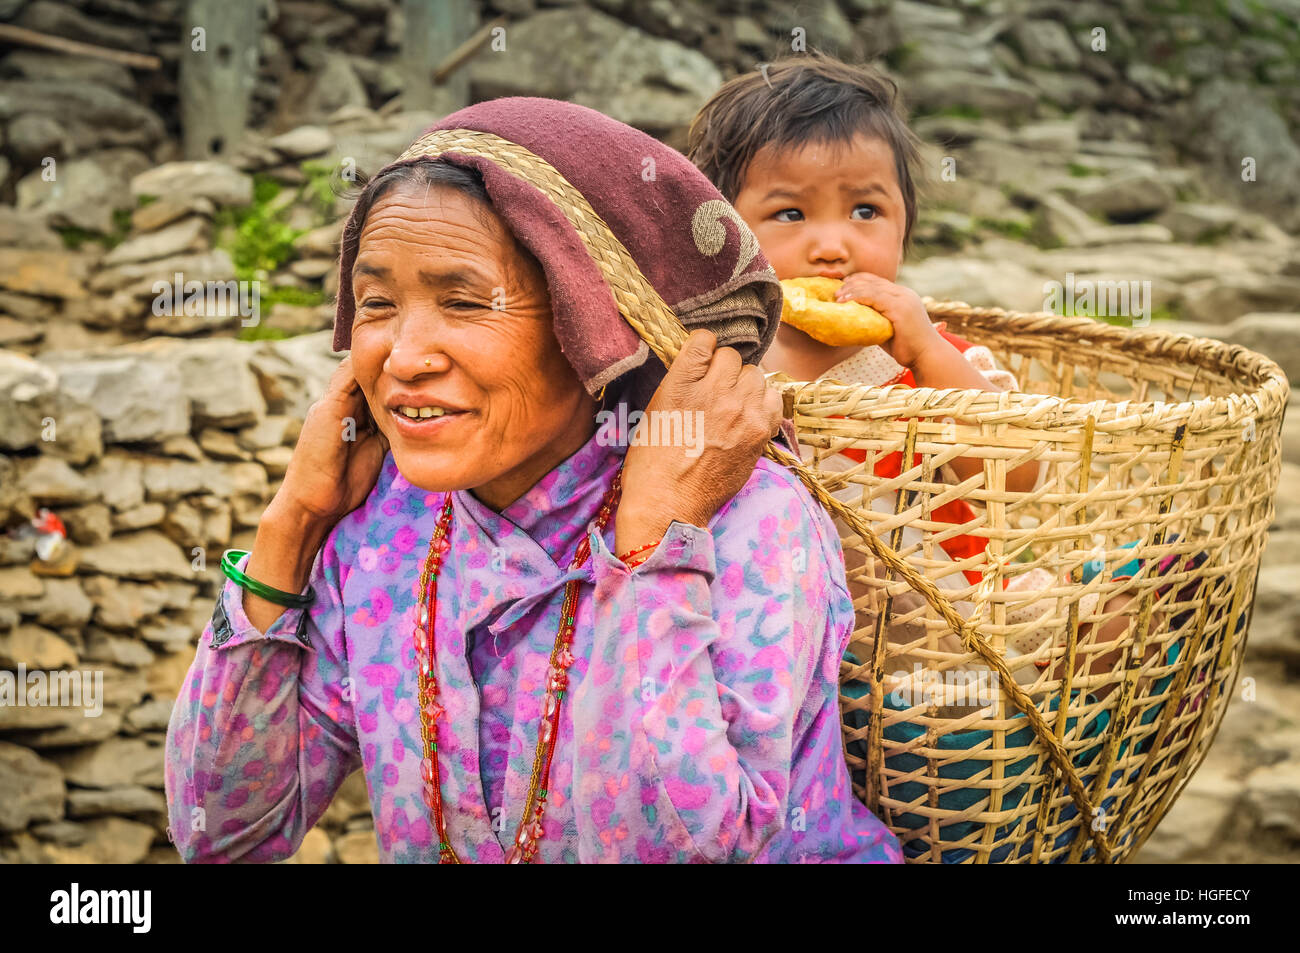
[[835, 273, 1040, 494]]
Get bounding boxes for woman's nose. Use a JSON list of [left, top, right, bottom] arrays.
[[384, 310, 452, 378]]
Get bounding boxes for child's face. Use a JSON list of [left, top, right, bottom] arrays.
[[732, 133, 906, 284]]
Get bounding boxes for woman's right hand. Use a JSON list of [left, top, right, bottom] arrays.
[[240, 356, 388, 634], [273, 354, 390, 527]]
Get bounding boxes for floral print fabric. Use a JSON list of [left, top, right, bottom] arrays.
[[165, 426, 902, 864]]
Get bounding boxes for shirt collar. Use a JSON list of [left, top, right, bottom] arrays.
[[499, 421, 623, 543], [443, 422, 625, 637]]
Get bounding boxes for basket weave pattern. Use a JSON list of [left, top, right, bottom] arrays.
[[788, 304, 1287, 862]]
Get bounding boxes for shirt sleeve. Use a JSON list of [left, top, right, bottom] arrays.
[[568, 467, 850, 862], [961, 343, 1020, 392], [163, 535, 360, 863]]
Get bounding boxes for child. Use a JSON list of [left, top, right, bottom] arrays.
[[686, 52, 1203, 861], [686, 52, 1165, 709]]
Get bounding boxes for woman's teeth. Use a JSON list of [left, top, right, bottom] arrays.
[[398, 406, 448, 419]]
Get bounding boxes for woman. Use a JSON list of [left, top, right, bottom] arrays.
[[164, 97, 902, 864]]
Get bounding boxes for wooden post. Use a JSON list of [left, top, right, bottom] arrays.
[[179, 0, 261, 160], [402, 0, 477, 114]]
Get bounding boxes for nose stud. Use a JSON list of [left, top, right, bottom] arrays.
[[424, 359, 431, 366]]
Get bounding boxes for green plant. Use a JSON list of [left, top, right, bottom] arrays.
[[55, 208, 133, 251], [253, 175, 280, 206], [1055, 302, 1128, 327], [1193, 223, 1233, 245], [1050, 297, 1179, 327], [214, 174, 305, 282], [975, 217, 1032, 241], [884, 41, 918, 72], [300, 159, 340, 219], [262, 285, 327, 308], [1068, 162, 1100, 177], [109, 208, 133, 241], [237, 324, 290, 342], [56, 226, 98, 250]]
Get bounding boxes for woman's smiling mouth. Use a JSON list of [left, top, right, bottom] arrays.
[[389, 405, 471, 437], [396, 405, 452, 419]]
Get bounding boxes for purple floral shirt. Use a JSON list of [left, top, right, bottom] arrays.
[[164, 426, 902, 864]]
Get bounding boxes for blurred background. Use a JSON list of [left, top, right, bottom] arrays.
[[0, 0, 1297, 864]]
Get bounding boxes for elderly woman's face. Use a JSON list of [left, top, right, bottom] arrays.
[[349, 182, 597, 508]]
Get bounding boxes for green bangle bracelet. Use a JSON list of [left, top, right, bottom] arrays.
[[221, 549, 315, 609]]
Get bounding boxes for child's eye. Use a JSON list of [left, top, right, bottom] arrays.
[[773, 208, 803, 223], [852, 204, 879, 221]]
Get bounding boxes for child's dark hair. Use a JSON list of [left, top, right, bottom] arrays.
[[686, 51, 925, 252]]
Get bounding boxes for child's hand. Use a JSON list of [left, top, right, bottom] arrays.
[[835, 273, 942, 370]]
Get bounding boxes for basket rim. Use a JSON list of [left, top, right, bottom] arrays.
[[769, 300, 1291, 430]]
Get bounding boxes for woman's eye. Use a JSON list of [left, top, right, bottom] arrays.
[[446, 299, 486, 311], [852, 204, 879, 221], [773, 208, 803, 223], [359, 298, 394, 311]]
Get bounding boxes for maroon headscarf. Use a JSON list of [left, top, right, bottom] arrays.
[[332, 97, 782, 410]]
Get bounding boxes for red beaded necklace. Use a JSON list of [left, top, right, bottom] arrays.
[[411, 462, 624, 863]]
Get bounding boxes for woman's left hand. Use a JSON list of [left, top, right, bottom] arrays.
[[614, 329, 784, 555]]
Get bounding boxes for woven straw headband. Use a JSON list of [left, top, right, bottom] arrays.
[[391, 127, 1112, 860]]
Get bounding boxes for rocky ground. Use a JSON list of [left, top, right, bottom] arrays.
[[2, 0, 1298, 863]]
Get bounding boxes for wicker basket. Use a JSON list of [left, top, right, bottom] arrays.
[[396, 127, 1288, 863], [771, 301, 1289, 863]]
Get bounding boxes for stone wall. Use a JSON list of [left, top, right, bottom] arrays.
[[5, 0, 1300, 219], [2, 0, 1299, 863], [0, 326, 344, 861]]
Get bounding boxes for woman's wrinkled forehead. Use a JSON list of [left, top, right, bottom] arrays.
[[353, 180, 541, 288], [360, 174, 498, 239]]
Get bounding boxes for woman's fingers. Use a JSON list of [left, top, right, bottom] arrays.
[[660, 328, 781, 446], [670, 329, 718, 385], [326, 353, 357, 394], [625, 332, 793, 533], [704, 341, 744, 386], [734, 363, 777, 432], [762, 381, 784, 437], [320, 356, 380, 438], [316, 356, 360, 421], [275, 353, 389, 524]]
